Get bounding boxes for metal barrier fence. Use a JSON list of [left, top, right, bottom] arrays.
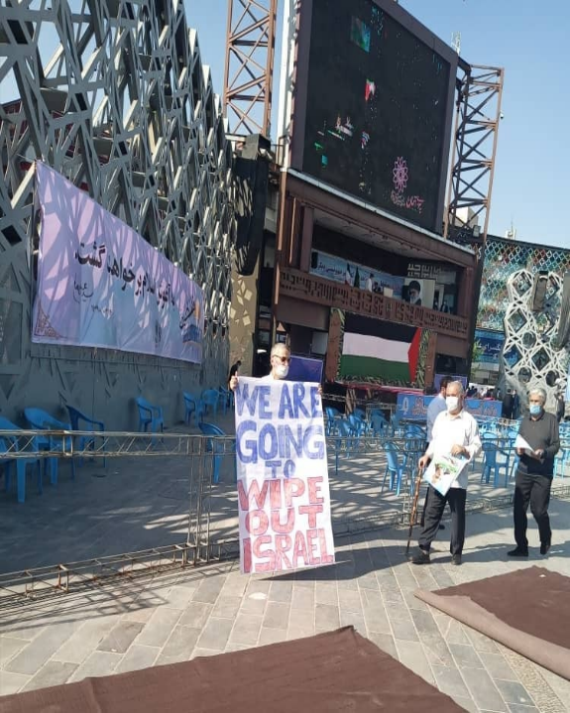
[[1, 429, 569, 611]]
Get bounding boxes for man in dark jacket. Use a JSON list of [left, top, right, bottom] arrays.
[[502, 390, 514, 420], [508, 387, 560, 557]]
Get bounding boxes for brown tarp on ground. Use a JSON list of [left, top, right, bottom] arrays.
[[0, 626, 463, 713], [415, 566, 570, 681]]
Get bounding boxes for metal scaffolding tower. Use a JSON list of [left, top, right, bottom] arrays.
[[223, 0, 278, 136], [445, 62, 505, 247]]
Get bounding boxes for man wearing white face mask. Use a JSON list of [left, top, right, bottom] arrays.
[[410, 381, 482, 566], [229, 344, 322, 392]]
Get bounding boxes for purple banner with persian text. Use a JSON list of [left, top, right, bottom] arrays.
[[32, 162, 204, 363]]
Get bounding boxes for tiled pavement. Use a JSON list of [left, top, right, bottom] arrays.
[[2, 500, 570, 711]]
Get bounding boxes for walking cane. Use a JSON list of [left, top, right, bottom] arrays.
[[405, 467, 425, 555]]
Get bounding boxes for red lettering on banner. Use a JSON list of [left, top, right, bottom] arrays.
[[298, 504, 323, 528], [251, 528, 333, 573], [238, 479, 269, 512], [242, 537, 252, 573], [269, 480, 279, 511], [306, 529, 321, 565], [318, 528, 335, 564], [284, 478, 305, 507], [269, 478, 305, 510], [308, 476, 324, 504], [271, 507, 296, 534], [292, 530, 309, 568], [245, 509, 269, 535], [274, 534, 293, 570], [253, 535, 275, 572]]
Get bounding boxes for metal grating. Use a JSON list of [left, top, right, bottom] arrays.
[[0, 0, 236, 426]]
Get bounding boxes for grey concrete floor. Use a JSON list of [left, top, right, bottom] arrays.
[[1, 413, 570, 710], [1, 502, 570, 711]]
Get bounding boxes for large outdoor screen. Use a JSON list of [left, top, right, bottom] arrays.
[[300, 0, 454, 231]]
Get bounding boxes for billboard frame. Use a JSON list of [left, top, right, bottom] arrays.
[[278, 0, 459, 234]]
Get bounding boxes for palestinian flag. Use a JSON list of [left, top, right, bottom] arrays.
[[339, 314, 422, 383]]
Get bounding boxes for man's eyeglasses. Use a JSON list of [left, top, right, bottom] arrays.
[[274, 355, 290, 364]]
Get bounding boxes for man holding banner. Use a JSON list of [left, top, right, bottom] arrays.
[[230, 344, 334, 574]]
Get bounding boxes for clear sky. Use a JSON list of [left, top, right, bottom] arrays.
[[185, 0, 569, 250], [2, 1, 567, 249]]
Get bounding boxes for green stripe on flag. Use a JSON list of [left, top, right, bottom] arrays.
[[339, 355, 411, 382]]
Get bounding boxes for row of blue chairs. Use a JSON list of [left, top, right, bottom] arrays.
[[0, 406, 102, 504], [324, 406, 425, 496], [1, 387, 235, 502]]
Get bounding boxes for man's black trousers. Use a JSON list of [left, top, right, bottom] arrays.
[[513, 470, 552, 549], [419, 486, 467, 556]]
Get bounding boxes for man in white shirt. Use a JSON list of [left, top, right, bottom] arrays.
[[420, 376, 453, 529], [410, 380, 482, 566]]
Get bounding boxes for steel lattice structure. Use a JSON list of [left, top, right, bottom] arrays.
[[0, 0, 235, 427], [445, 63, 505, 245], [223, 0, 277, 136], [502, 269, 570, 409], [478, 237, 570, 333]]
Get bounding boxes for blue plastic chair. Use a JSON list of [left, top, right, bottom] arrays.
[[136, 397, 164, 434], [218, 387, 231, 414], [0, 417, 42, 503], [66, 406, 106, 467], [481, 438, 510, 487], [183, 392, 200, 426], [334, 420, 354, 475], [199, 422, 236, 484], [370, 412, 388, 435], [555, 447, 569, 479], [348, 413, 367, 437], [201, 389, 219, 417], [382, 442, 411, 496], [325, 407, 341, 436], [24, 408, 75, 483], [389, 413, 403, 437]]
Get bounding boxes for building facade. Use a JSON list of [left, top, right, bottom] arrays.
[[0, 0, 233, 429], [472, 234, 570, 408]]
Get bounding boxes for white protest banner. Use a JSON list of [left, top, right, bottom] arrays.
[[32, 162, 204, 363], [234, 377, 335, 574]]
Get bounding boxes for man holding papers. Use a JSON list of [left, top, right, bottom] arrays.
[[410, 381, 482, 566], [508, 387, 560, 557]]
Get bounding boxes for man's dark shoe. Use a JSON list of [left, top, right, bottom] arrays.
[[540, 541, 551, 556], [507, 547, 528, 557], [439, 523, 445, 530], [451, 554, 462, 566], [410, 549, 430, 565]]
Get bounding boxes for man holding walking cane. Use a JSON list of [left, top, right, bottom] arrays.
[[409, 381, 482, 566]]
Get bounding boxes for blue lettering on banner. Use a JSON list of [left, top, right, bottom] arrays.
[[236, 383, 273, 418], [236, 379, 326, 480], [236, 421, 325, 468]]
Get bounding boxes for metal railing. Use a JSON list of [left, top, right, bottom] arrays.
[[1, 428, 569, 612]]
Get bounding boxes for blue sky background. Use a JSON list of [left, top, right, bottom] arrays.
[[185, 0, 569, 249], [2, 1, 567, 249]]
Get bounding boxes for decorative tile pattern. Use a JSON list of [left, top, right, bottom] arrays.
[[0, 0, 234, 427]]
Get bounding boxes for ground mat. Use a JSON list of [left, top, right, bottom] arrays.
[[0, 626, 463, 712], [415, 566, 570, 681]]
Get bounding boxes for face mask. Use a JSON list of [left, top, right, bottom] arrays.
[[529, 404, 542, 416], [446, 396, 460, 412], [275, 364, 289, 379]]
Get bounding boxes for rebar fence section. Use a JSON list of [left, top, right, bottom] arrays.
[[1, 429, 569, 612]]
